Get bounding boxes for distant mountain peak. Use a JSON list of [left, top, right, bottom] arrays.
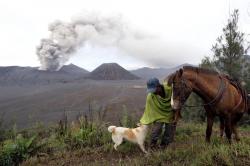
[[67, 63, 78, 67], [130, 63, 195, 80], [98, 62, 120, 67], [0, 64, 89, 86], [59, 64, 89, 74], [102, 62, 118, 65], [88, 63, 140, 80]]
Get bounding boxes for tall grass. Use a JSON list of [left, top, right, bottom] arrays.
[[0, 101, 113, 166], [119, 105, 136, 128], [1, 104, 250, 166], [105, 123, 250, 166]]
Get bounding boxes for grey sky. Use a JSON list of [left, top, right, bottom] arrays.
[[0, 0, 250, 71]]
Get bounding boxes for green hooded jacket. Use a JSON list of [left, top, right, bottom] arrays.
[[140, 83, 174, 124]]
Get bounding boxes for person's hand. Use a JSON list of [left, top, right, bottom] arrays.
[[173, 109, 182, 123]]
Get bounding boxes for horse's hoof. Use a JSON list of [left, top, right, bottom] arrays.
[[235, 138, 240, 142], [205, 139, 211, 143]]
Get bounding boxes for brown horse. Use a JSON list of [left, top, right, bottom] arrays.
[[170, 66, 248, 143]]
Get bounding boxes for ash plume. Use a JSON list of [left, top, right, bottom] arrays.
[[37, 11, 202, 71], [37, 12, 126, 71]]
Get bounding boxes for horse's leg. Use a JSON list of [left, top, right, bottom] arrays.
[[219, 116, 225, 138], [231, 113, 243, 142], [232, 123, 240, 142], [205, 111, 215, 143], [206, 116, 214, 143], [224, 115, 232, 144]]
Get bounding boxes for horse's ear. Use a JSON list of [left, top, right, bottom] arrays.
[[178, 68, 183, 77], [165, 73, 174, 85]]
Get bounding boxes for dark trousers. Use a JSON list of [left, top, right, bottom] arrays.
[[151, 122, 176, 146]]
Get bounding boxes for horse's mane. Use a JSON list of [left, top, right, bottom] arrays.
[[165, 66, 219, 85], [183, 66, 219, 75]]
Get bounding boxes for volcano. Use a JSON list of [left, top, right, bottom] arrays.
[[59, 63, 89, 75], [88, 63, 140, 80], [0, 64, 89, 86]]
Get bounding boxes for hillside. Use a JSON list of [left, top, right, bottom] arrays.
[[131, 63, 193, 80], [59, 63, 89, 75], [88, 63, 140, 80], [13, 122, 250, 166], [0, 64, 88, 86], [0, 63, 193, 128], [0, 80, 146, 128]]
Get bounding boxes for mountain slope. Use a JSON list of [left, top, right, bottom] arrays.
[[88, 63, 140, 80], [59, 63, 89, 75], [131, 63, 193, 80], [0, 64, 88, 86]]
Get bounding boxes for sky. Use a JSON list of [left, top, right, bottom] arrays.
[[0, 0, 250, 71]]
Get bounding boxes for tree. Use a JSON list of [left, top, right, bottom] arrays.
[[201, 9, 250, 90], [213, 9, 246, 79], [199, 56, 215, 70], [200, 9, 250, 125]]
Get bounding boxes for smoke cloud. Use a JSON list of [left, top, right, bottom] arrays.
[[37, 12, 128, 71], [37, 11, 202, 71]]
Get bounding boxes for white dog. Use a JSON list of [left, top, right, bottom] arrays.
[[108, 123, 148, 153]]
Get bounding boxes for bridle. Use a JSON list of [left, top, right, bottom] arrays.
[[173, 78, 192, 104], [173, 71, 227, 108]]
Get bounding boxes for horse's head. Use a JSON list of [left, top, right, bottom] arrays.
[[170, 68, 193, 110]]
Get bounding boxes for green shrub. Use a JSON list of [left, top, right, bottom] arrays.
[[0, 134, 39, 166], [0, 121, 17, 142], [68, 123, 111, 149], [120, 105, 136, 128]]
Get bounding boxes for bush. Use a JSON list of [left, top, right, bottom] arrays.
[[0, 134, 39, 166], [65, 115, 111, 149], [119, 105, 136, 128]]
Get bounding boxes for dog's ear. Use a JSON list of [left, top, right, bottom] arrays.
[[137, 123, 141, 127]]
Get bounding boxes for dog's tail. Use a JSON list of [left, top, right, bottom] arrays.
[[108, 126, 116, 133]]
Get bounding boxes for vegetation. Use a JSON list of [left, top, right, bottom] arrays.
[[1, 7, 250, 166], [0, 108, 250, 166], [200, 9, 250, 91], [0, 134, 40, 166], [200, 9, 250, 125]]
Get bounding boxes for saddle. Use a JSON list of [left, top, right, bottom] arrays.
[[223, 75, 249, 113]]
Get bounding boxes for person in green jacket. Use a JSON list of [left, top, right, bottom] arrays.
[[140, 77, 176, 148]]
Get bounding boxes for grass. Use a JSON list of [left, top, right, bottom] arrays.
[[1, 109, 250, 166], [18, 122, 250, 166]]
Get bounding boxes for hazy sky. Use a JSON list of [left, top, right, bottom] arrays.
[[0, 0, 250, 71]]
